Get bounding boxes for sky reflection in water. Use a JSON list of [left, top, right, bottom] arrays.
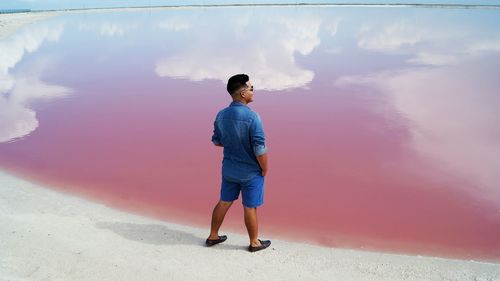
[[0, 7, 499, 260]]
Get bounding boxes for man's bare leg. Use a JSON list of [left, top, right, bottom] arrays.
[[244, 206, 262, 247], [208, 200, 233, 240]]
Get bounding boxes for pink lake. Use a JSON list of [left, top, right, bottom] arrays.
[[1, 7, 499, 261]]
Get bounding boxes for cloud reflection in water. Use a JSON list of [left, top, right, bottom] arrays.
[[0, 22, 72, 143], [154, 11, 325, 91], [338, 16, 500, 205]]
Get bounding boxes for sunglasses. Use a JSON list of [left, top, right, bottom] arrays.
[[240, 85, 254, 94]]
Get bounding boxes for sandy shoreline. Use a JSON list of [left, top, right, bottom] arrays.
[[0, 12, 60, 41], [1, 170, 500, 280]]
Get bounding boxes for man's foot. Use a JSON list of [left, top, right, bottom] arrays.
[[205, 235, 227, 247], [248, 239, 271, 252]]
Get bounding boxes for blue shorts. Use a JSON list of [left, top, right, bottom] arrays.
[[220, 175, 265, 208]]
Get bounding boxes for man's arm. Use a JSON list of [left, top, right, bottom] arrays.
[[250, 114, 268, 177], [212, 116, 223, 147], [256, 153, 268, 177]]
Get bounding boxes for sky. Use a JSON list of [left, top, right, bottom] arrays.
[[1, 0, 499, 11]]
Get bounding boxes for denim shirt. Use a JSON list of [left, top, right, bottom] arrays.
[[212, 101, 268, 182]]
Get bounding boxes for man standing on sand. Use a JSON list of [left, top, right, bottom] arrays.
[[206, 74, 271, 252]]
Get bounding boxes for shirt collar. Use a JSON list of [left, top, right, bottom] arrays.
[[230, 100, 247, 107]]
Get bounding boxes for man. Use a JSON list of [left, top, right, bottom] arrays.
[[206, 74, 271, 252]]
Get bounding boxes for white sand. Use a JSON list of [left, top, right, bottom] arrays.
[[1, 10, 500, 281], [0, 12, 59, 41], [1, 171, 499, 281]]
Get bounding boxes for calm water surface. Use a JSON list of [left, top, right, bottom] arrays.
[[1, 6, 499, 261]]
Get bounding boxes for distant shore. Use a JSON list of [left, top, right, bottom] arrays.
[[1, 2, 499, 40], [0, 11, 57, 40], [1, 1, 500, 15]]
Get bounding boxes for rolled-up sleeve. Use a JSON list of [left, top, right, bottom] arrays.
[[211, 118, 222, 146], [250, 113, 267, 156]]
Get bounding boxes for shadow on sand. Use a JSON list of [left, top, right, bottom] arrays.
[[95, 221, 245, 251]]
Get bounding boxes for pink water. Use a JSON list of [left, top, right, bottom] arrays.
[[1, 7, 499, 261]]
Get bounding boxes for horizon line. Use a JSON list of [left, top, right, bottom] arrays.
[[2, 2, 500, 14]]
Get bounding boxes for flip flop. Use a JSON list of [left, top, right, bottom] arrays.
[[248, 239, 271, 252], [205, 235, 227, 247]]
